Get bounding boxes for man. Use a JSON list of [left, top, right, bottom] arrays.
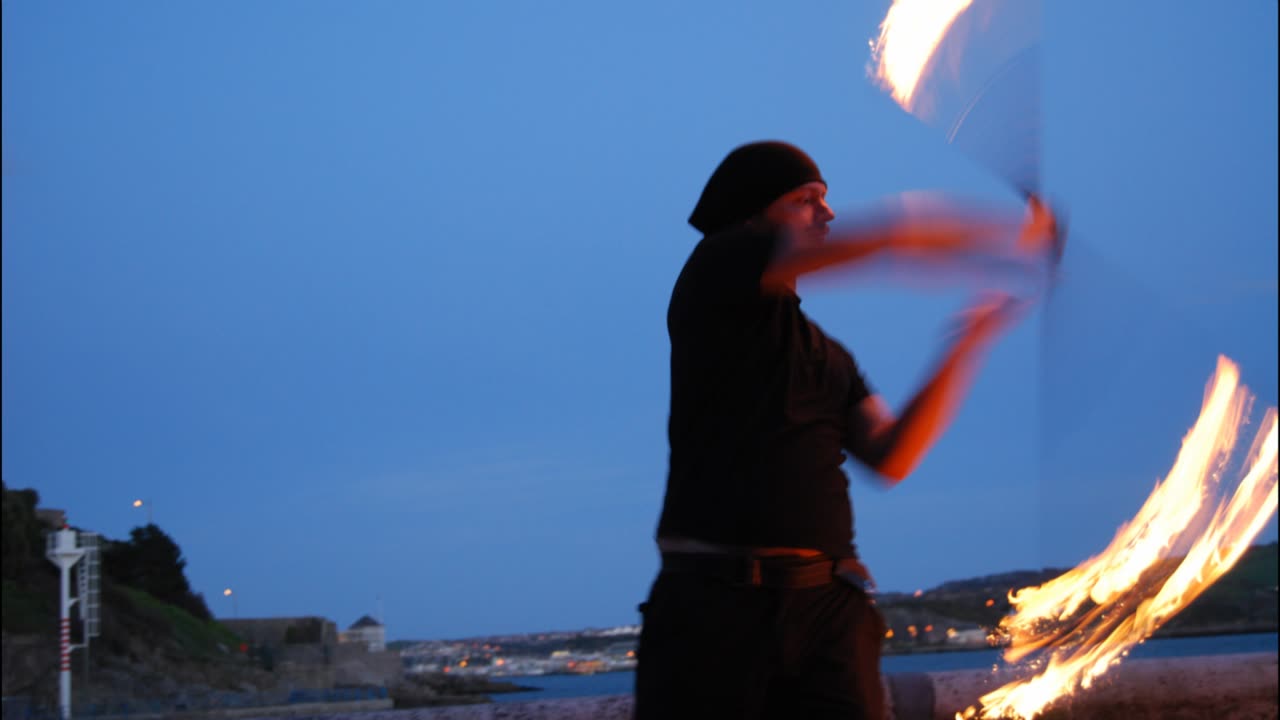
[[634, 141, 1055, 719]]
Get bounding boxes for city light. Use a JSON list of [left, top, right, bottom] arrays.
[[223, 588, 238, 618]]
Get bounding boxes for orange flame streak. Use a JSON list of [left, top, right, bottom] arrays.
[[958, 356, 1278, 720], [869, 0, 974, 112], [1000, 359, 1247, 659]]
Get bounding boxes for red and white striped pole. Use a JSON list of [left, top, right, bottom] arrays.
[[47, 525, 85, 719], [60, 615, 72, 708]]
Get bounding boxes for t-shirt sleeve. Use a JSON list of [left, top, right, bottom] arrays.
[[682, 226, 780, 302], [846, 353, 874, 407], [842, 351, 877, 456]]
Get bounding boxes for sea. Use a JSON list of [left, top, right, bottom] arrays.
[[491, 631, 1278, 704]]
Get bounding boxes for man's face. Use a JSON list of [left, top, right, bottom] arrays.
[[762, 181, 834, 248]]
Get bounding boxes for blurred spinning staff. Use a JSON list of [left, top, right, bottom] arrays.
[[633, 141, 1061, 720], [870, 0, 1042, 196]]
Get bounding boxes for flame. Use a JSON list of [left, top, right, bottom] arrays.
[[959, 356, 1278, 720], [869, 0, 974, 112]]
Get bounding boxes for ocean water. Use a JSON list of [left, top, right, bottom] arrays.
[[491, 631, 1278, 703]]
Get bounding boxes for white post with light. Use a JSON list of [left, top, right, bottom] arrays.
[[46, 525, 86, 720]]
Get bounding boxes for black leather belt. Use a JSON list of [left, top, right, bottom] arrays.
[[661, 551, 844, 589]]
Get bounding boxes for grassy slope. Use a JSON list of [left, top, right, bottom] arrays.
[[111, 585, 244, 660]]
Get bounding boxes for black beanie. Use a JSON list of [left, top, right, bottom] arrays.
[[688, 141, 826, 235]]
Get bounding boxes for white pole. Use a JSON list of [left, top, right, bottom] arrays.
[[47, 526, 85, 720], [59, 562, 72, 719]]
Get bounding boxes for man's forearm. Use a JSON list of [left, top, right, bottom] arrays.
[[762, 236, 890, 291], [868, 298, 1013, 483]]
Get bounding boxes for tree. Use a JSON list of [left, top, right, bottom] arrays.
[[103, 524, 212, 621], [1, 480, 47, 581]]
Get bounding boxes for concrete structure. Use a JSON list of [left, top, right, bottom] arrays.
[[891, 650, 1279, 719], [332, 643, 403, 688], [220, 616, 402, 691], [223, 617, 339, 650], [339, 615, 386, 652], [222, 617, 341, 690]]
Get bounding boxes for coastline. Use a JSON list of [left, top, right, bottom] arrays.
[[881, 622, 1279, 656], [494, 631, 1279, 691]]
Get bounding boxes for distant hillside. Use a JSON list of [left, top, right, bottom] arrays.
[[2, 481, 275, 711], [1158, 541, 1278, 635], [874, 542, 1278, 652]]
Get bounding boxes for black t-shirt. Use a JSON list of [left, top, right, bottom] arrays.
[[657, 226, 874, 558]]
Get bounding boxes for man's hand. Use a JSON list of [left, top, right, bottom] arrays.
[[1016, 194, 1066, 265], [949, 292, 1026, 352], [858, 290, 1027, 484]]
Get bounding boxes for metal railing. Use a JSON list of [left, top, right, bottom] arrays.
[[78, 534, 101, 640]]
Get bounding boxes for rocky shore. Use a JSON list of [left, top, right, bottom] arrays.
[[389, 673, 540, 708]]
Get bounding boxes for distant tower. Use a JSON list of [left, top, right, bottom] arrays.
[[44, 524, 100, 720]]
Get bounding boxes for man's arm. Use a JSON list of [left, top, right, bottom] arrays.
[[762, 196, 1057, 293], [838, 198, 1062, 481], [846, 294, 1024, 484]]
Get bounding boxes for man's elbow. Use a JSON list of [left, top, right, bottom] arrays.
[[850, 445, 910, 485], [874, 462, 910, 485], [871, 449, 917, 485]]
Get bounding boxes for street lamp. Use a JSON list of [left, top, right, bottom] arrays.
[[223, 588, 238, 619], [131, 499, 152, 525]]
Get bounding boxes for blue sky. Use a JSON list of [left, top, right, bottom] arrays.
[[3, 1, 1275, 641]]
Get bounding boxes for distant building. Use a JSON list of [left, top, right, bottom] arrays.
[[35, 508, 67, 529], [339, 615, 386, 652], [946, 627, 990, 648]]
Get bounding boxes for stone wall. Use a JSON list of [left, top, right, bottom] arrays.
[[332, 645, 403, 688], [273, 645, 334, 690], [215, 618, 401, 691], [222, 618, 337, 650], [221, 618, 340, 691]]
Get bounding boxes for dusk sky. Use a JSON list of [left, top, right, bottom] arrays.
[[3, 2, 1276, 642]]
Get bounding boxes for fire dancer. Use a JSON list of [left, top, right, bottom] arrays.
[[634, 140, 1058, 719]]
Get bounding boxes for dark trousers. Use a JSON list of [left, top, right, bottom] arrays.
[[633, 568, 887, 720]]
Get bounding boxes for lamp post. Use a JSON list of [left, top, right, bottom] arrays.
[[131, 499, 152, 525], [223, 588, 238, 619]]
